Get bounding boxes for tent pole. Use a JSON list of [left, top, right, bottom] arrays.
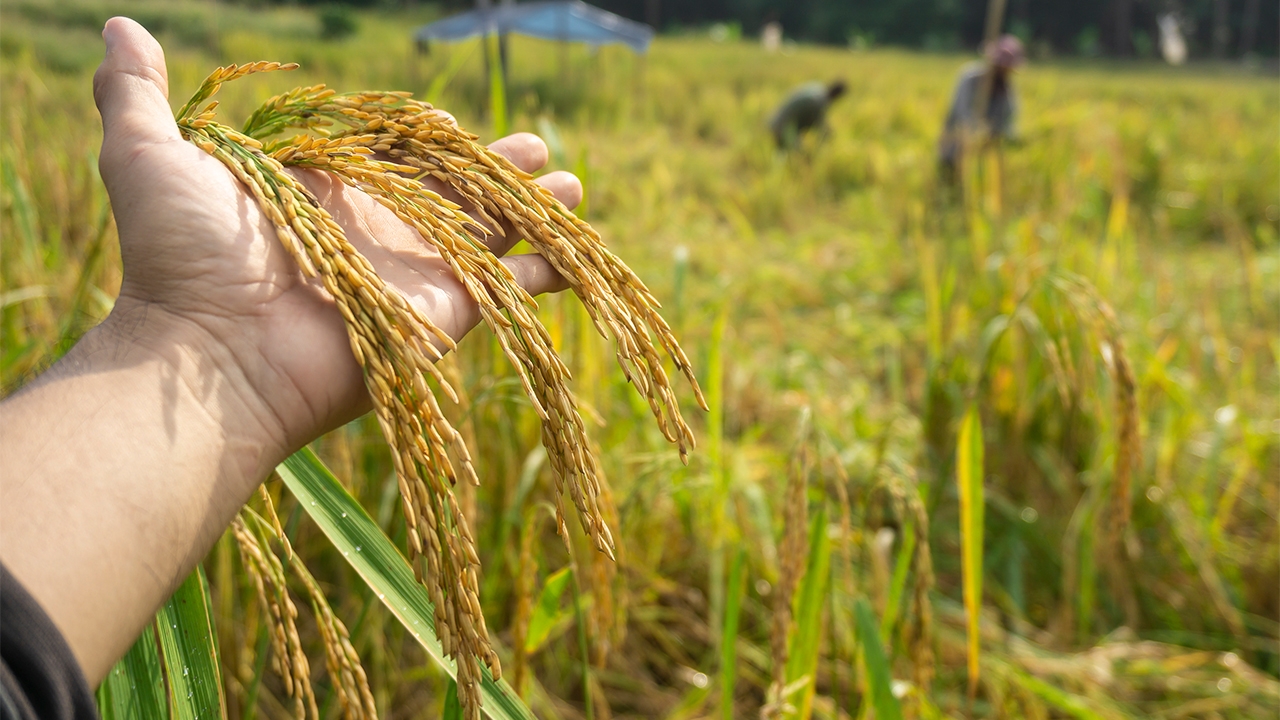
[[559, 8, 569, 81], [499, 0, 513, 88]]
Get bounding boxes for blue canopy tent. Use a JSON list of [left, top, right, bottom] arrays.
[[414, 1, 654, 54]]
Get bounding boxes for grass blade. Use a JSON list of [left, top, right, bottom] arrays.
[[278, 447, 536, 720], [99, 568, 226, 720], [443, 679, 463, 720], [96, 623, 166, 720], [424, 44, 475, 104], [881, 518, 916, 643], [154, 566, 227, 720], [524, 566, 573, 654], [569, 562, 594, 720], [486, 33, 508, 137], [957, 404, 985, 698], [720, 546, 746, 720], [782, 503, 832, 720], [854, 598, 904, 720]]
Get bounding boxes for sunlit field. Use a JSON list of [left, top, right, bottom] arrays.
[[2, 1, 1278, 718]]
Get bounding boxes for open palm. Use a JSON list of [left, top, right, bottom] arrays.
[[95, 17, 579, 450]]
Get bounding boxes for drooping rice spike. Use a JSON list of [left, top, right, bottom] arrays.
[[175, 62, 704, 720]]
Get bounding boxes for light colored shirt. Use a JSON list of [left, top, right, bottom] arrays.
[[940, 62, 1017, 161]]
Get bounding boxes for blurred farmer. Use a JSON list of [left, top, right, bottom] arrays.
[[769, 79, 847, 150], [938, 34, 1025, 182]]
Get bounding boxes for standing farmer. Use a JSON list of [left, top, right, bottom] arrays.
[[769, 79, 847, 150], [938, 34, 1025, 183]]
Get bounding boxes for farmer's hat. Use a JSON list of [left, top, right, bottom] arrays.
[[985, 34, 1026, 69]]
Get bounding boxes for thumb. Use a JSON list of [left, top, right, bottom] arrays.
[[93, 17, 180, 164]]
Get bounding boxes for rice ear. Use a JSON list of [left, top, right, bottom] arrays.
[[177, 63, 703, 720]]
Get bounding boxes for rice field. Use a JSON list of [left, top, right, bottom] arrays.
[[2, 2, 1278, 718]]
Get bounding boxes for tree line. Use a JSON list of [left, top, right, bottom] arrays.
[[284, 0, 1278, 58], [590, 0, 1277, 58]]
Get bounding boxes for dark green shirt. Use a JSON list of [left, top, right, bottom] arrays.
[[770, 82, 832, 148]]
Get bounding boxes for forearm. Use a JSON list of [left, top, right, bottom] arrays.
[[0, 298, 287, 685]]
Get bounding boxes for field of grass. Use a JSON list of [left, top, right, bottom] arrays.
[[2, 2, 1278, 718]]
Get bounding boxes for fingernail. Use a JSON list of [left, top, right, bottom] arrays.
[[103, 18, 118, 53]]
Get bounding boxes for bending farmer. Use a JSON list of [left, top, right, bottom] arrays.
[[769, 79, 847, 150]]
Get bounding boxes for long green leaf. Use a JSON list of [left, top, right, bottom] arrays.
[[957, 404, 985, 697], [96, 622, 166, 720], [720, 546, 746, 720], [881, 518, 916, 644], [782, 504, 832, 720], [486, 33, 508, 137], [154, 566, 227, 720], [424, 43, 476, 103], [524, 566, 573, 653], [854, 599, 904, 720], [279, 447, 535, 720], [97, 568, 224, 720], [443, 679, 463, 720]]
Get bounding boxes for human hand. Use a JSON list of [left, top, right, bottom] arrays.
[[93, 17, 580, 461]]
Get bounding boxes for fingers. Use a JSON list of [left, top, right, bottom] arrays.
[[536, 171, 583, 211], [93, 18, 180, 167], [504, 254, 569, 297], [478, 170, 582, 257], [487, 133, 549, 174]]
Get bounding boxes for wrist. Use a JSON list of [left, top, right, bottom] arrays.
[[80, 296, 293, 484], [1, 296, 290, 682]]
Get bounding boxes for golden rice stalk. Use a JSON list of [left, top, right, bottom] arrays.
[[511, 505, 541, 697], [761, 428, 812, 719], [231, 515, 317, 720], [588, 475, 623, 666], [1052, 273, 1142, 628], [1052, 275, 1140, 559], [251, 485, 377, 719], [176, 63, 704, 719], [259, 478, 292, 562], [291, 556, 379, 720], [874, 461, 936, 691], [827, 451, 861, 707]]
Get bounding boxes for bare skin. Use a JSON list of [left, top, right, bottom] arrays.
[[0, 17, 580, 685]]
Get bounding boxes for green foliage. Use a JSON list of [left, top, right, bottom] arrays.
[[783, 504, 833, 720], [443, 679, 463, 720], [97, 567, 226, 720], [524, 567, 573, 654], [318, 5, 358, 41], [856, 598, 904, 720], [957, 404, 985, 696], [486, 33, 509, 137], [720, 546, 746, 720], [97, 625, 166, 720], [277, 448, 536, 720]]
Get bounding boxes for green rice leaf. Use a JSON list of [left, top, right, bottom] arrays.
[[486, 33, 508, 137], [97, 567, 223, 720], [278, 447, 535, 720], [783, 503, 832, 720], [524, 566, 573, 654], [881, 518, 916, 643], [443, 679, 464, 720], [854, 598, 903, 720], [720, 546, 746, 720], [957, 404, 985, 697], [154, 566, 227, 720], [96, 623, 166, 720]]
